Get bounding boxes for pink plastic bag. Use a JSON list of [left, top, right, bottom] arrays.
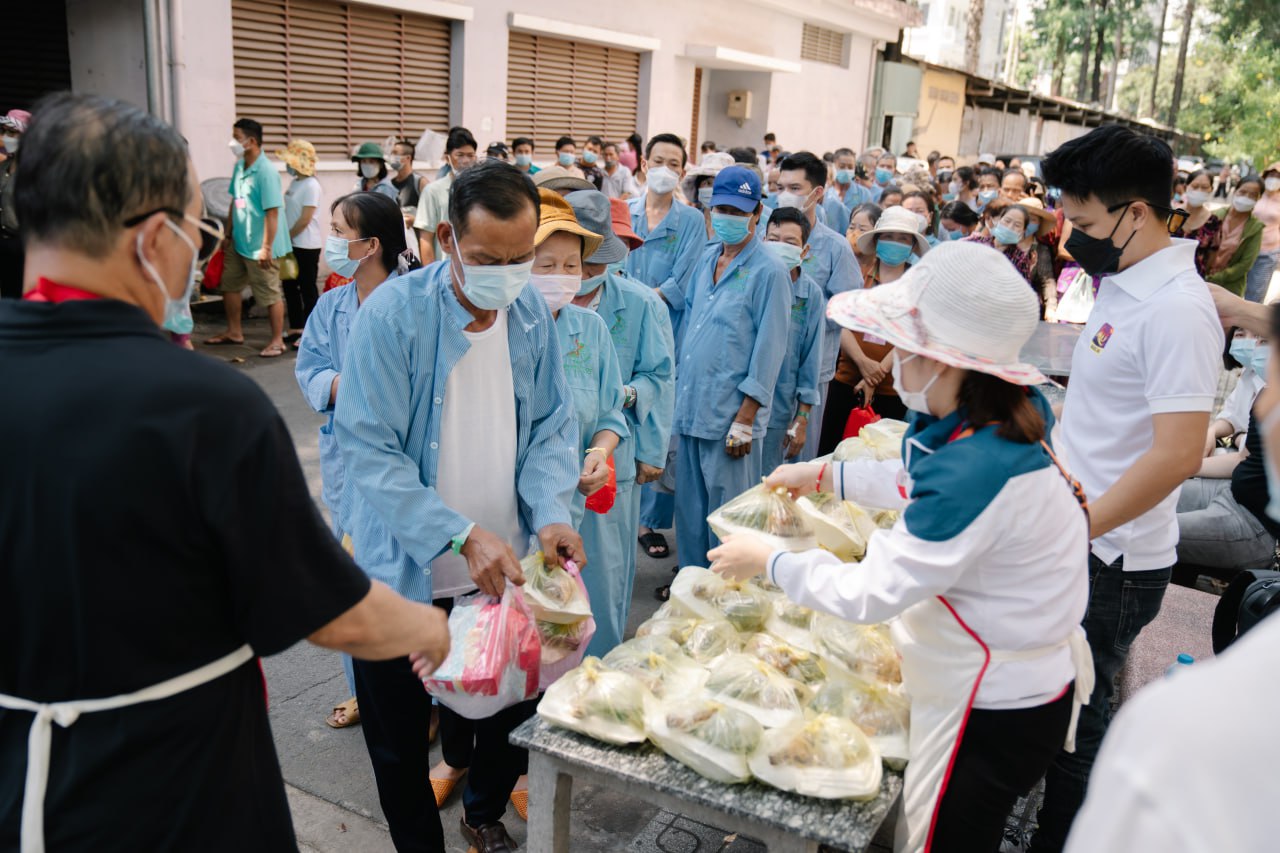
[[537, 560, 597, 692], [423, 584, 542, 719]]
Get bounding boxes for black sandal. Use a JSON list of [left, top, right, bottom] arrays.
[[638, 531, 670, 559], [654, 584, 671, 602]]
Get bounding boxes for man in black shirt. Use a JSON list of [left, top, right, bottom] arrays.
[[0, 92, 451, 852]]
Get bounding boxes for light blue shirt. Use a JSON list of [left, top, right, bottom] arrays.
[[801, 220, 859, 383], [673, 238, 792, 441], [555, 305, 630, 521], [594, 270, 676, 474], [821, 183, 870, 234], [294, 280, 362, 518], [333, 261, 578, 602], [625, 195, 707, 312], [769, 270, 826, 429]]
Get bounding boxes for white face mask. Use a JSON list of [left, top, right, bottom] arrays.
[[891, 351, 941, 415], [450, 233, 533, 310], [1184, 189, 1211, 208], [775, 190, 813, 212], [528, 272, 580, 313], [229, 138, 245, 159], [2, 135, 18, 154], [137, 219, 198, 334], [1266, 177, 1280, 193], [387, 157, 403, 173], [1234, 195, 1258, 213], [647, 165, 679, 195], [360, 162, 381, 179]]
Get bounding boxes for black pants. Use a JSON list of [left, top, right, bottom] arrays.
[[435, 596, 538, 827], [282, 246, 320, 329], [818, 379, 908, 456], [351, 654, 445, 852], [930, 686, 1073, 852]]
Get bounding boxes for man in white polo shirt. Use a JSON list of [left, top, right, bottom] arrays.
[[1029, 125, 1224, 852]]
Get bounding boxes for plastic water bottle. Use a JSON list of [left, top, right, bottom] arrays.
[[1165, 653, 1194, 678]]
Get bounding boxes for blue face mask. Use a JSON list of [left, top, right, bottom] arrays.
[[515, 154, 532, 167], [558, 152, 575, 167], [1230, 338, 1256, 367], [578, 271, 607, 296], [942, 192, 957, 202], [992, 224, 1023, 246], [711, 211, 752, 245], [1026, 222, 1039, 237], [325, 235, 372, 279], [978, 189, 999, 205], [137, 219, 199, 335], [876, 240, 913, 266], [1250, 343, 1271, 377], [875, 168, 893, 186], [835, 169, 855, 185], [582, 150, 598, 165], [451, 233, 535, 309], [606, 260, 627, 278], [764, 240, 803, 270], [947, 228, 964, 241]]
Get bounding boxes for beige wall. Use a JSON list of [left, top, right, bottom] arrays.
[[911, 67, 966, 158]]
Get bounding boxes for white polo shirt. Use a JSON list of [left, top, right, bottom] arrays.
[[1059, 239, 1223, 571]]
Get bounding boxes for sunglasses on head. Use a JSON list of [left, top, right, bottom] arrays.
[[123, 208, 225, 262]]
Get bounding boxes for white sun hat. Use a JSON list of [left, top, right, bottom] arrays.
[[855, 206, 931, 257], [826, 240, 1046, 385], [688, 151, 737, 177]]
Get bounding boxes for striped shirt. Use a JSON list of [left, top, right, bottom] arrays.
[[333, 260, 579, 602]]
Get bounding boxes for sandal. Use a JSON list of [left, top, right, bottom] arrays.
[[325, 697, 360, 728], [654, 584, 671, 602], [509, 789, 529, 821], [259, 343, 287, 358], [204, 334, 245, 346], [283, 331, 303, 344], [430, 769, 467, 808], [638, 531, 670, 559]]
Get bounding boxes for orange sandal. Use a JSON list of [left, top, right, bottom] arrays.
[[509, 789, 528, 821], [430, 770, 466, 808]]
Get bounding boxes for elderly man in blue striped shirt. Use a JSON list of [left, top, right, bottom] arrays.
[[335, 160, 583, 853]]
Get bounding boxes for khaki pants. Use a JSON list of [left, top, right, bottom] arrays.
[[220, 247, 283, 307]]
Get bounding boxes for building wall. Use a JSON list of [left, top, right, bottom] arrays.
[[703, 70, 773, 153], [66, 0, 149, 108], [912, 67, 967, 157]]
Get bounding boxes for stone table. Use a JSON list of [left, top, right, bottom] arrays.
[[512, 717, 903, 853]]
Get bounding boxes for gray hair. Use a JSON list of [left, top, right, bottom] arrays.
[[17, 92, 191, 258]]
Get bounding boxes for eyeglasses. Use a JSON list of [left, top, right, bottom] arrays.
[[123, 208, 225, 261]]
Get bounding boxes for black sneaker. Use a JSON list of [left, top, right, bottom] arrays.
[[460, 819, 518, 853]]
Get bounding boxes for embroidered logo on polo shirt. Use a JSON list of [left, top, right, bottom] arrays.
[[791, 296, 808, 323], [1090, 322, 1115, 354], [724, 266, 750, 292], [564, 337, 593, 378], [609, 311, 628, 347]]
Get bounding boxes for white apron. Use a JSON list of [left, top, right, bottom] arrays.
[[889, 598, 1093, 853], [0, 644, 255, 853]]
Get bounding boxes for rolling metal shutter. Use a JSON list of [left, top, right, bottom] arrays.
[[690, 67, 702, 155], [231, 0, 451, 157], [506, 31, 640, 153]]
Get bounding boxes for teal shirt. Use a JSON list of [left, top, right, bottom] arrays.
[[229, 155, 292, 259]]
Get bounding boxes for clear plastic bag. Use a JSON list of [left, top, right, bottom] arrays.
[[871, 509, 900, 530], [601, 635, 706, 699], [764, 600, 821, 652], [684, 619, 743, 665], [635, 616, 699, 645], [424, 585, 542, 719], [860, 419, 908, 458], [522, 552, 592, 624], [814, 618, 903, 685], [796, 493, 878, 561], [537, 656, 650, 745], [704, 652, 808, 728], [810, 678, 911, 767], [748, 714, 883, 800], [646, 694, 763, 784], [744, 633, 828, 687], [707, 482, 817, 552], [669, 566, 775, 634]]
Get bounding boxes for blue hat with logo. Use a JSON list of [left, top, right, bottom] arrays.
[[710, 165, 762, 213]]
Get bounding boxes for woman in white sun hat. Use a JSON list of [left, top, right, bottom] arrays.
[[709, 239, 1094, 853]]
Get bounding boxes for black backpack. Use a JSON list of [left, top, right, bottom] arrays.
[[1212, 569, 1280, 653]]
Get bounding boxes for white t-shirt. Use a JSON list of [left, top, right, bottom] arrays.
[[1064, 614, 1280, 853], [429, 310, 523, 598], [602, 166, 637, 199], [1059, 240, 1223, 570], [1217, 368, 1265, 435], [284, 176, 323, 250]]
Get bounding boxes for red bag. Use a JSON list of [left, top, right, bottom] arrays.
[[323, 272, 353, 293], [584, 456, 617, 514], [202, 248, 224, 292], [842, 405, 881, 440]]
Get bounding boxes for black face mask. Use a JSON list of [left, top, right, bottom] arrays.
[[1064, 201, 1138, 277]]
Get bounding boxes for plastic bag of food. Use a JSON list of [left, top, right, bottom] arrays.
[[534, 560, 596, 690], [538, 656, 650, 745], [522, 551, 592, 624], [810, 678, 911, 767], [669, 566, 774, 633], [635, 615, 698, 645], [860, 419, 908, 459], [601, 635, 706, 699], [748, 714, 883, 799], [871, 509, 900, 530], [764, 600, 821, 652], [797, 493, 878, 561], [707, 482, 816, 552], [684, 619, 744, 665], [704, 653, 808, 728], [832, 435, 875, 462], [424, 585, 541, 719], [646, 694, 763, 784], [744, 633, 828, 687], [815, 619, 903, 685]]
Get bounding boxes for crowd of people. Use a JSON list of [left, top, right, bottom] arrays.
[[3, 89, 1279, 853]]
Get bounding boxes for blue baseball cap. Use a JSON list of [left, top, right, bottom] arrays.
[[710, 166, 762, 213]]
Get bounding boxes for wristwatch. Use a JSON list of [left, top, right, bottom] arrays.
[[450, 522, 476, 555]]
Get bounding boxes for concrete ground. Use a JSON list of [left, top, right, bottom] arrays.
[[192, 300, 680, 852]]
